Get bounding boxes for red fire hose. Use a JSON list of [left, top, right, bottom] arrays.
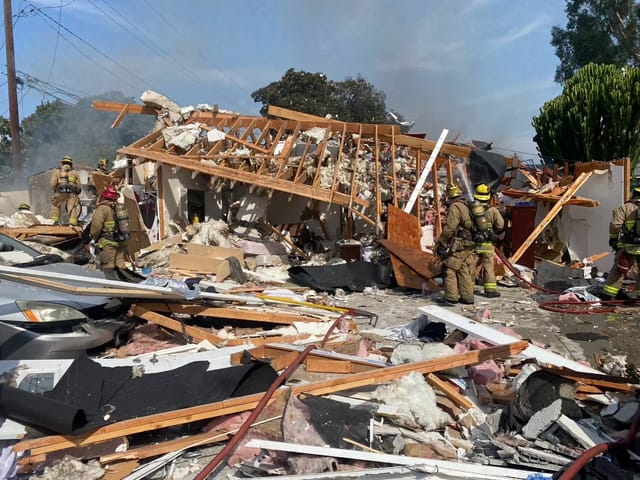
[[558, 405, 640, 479], [194, 315, 346, 479], [494, 249, 639, 314]]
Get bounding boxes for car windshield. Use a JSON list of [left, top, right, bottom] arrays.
[[0, 233, 62, 267]]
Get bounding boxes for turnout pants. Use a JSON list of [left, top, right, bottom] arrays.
[[603, 250, 640, 297], [98, 243, 128, 269], [477, 250, 498, 294], [51, 193, 79, 225], [443, 249, 477, 303]]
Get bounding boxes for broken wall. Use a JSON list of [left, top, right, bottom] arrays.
[[535, 165, 624, 273]]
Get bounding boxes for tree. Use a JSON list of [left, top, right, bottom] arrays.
[[251, 69, 394, 125], [551, 0, 640, 84], [20, 91, 154, 177], [532, 63, 640, 168]]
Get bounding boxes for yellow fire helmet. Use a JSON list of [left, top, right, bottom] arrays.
[[474, 183, 491, 202], [18, 203, 31, 211], [446, 183, 462, 199], [98, 158, 108, 167], [61, 155, 73, 165]]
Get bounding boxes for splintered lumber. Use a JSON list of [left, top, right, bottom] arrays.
[[138, 302, 324, 325], [541, 366, 638, 392], [509, 171, 593, 264], [132, 305, 226, 345], [230, 345, 385, 374], [133, 304, 314, 347], [244, 439, 534, 479], [425, 373, 474, 410], [12, 341, 527, 460], [420, 305, 603, 374]]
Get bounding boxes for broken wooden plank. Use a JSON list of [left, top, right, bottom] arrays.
[[425, 373, 474, 410], [509, 171, 593, 264], [541, 366, 638, 392], [13, 341, 527, 460], [138, 302, 323, 325], [119, 146, 370, 210], [132, 305, 226, 345]]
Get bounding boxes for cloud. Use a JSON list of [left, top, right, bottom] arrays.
[[461, 77, 558, 107], [487, 15, 550, 51]]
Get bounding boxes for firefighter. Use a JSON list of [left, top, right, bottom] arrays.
[[50, 155, 82, 225], [90, 184, 130, 281], [87, 158, 109, 196], [472, 184, 505, 298], [602, 186, 640, 301], [434, 183, 477, 305]]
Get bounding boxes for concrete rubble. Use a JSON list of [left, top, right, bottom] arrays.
[[0, 94, 637, 479]]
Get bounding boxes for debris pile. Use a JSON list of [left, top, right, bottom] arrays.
[[0, 95, 637, 479]]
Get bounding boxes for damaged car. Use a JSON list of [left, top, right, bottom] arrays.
[[0, 233, 131, 359]]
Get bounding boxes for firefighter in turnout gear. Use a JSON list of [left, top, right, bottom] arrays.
[[50, 155, 82, 225], [90, 184, 130, 281], [472, 184, 505, 298], [602, 186, 640, 301], [87, 158, 109, 196], [434, 183, 477, 305]]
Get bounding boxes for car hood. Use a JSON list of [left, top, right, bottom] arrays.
[[0, 262, 113, 310]]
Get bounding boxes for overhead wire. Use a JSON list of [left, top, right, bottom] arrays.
[[91, 0, 238, 106], [25, 1, 155, 92], [42, 0, 64, 103], [140, 0, 254, 105], [22, 3, 147, 93]]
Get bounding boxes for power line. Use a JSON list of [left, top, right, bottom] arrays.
[[23, 3, 148, 93], [25, 1, 155, 92], [42, 0, 64, 103], [95, 0, 240, 107], [139, 0, 253, 104]]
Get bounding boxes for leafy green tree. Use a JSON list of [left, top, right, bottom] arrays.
[[21, 91, 154, 176], [532, 63, 640, 168], [251, 69, 395, 125], [251, 69, 336, 117], [551, 0, 640, 84]]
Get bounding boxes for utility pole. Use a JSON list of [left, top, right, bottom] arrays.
[[3, 0, 22, 183]]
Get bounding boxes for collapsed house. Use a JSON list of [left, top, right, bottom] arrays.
[[0, 92, 637, 479]]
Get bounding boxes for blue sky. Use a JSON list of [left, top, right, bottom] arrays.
[[2, 0, 567, 160]]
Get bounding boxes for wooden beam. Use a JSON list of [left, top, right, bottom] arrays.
[[110, 104, 130, 129], [425, 373, 473, 410], [13, 341, 527, 460], [624, 156, 631, 202], [132, 305, 225, 345], [92, 101, 158, 116], [137, 302, 321, 325], [509, 171, 593, 264], [268, 105, 399, 136], [119, 146, 369, 208]]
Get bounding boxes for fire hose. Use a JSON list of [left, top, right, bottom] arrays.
[[194, 315, 346, 479], [493, 248, 639, 314], [557, 405, 640, 480]]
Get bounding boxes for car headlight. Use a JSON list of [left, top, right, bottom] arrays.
[[15, 301, 88, 323]]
